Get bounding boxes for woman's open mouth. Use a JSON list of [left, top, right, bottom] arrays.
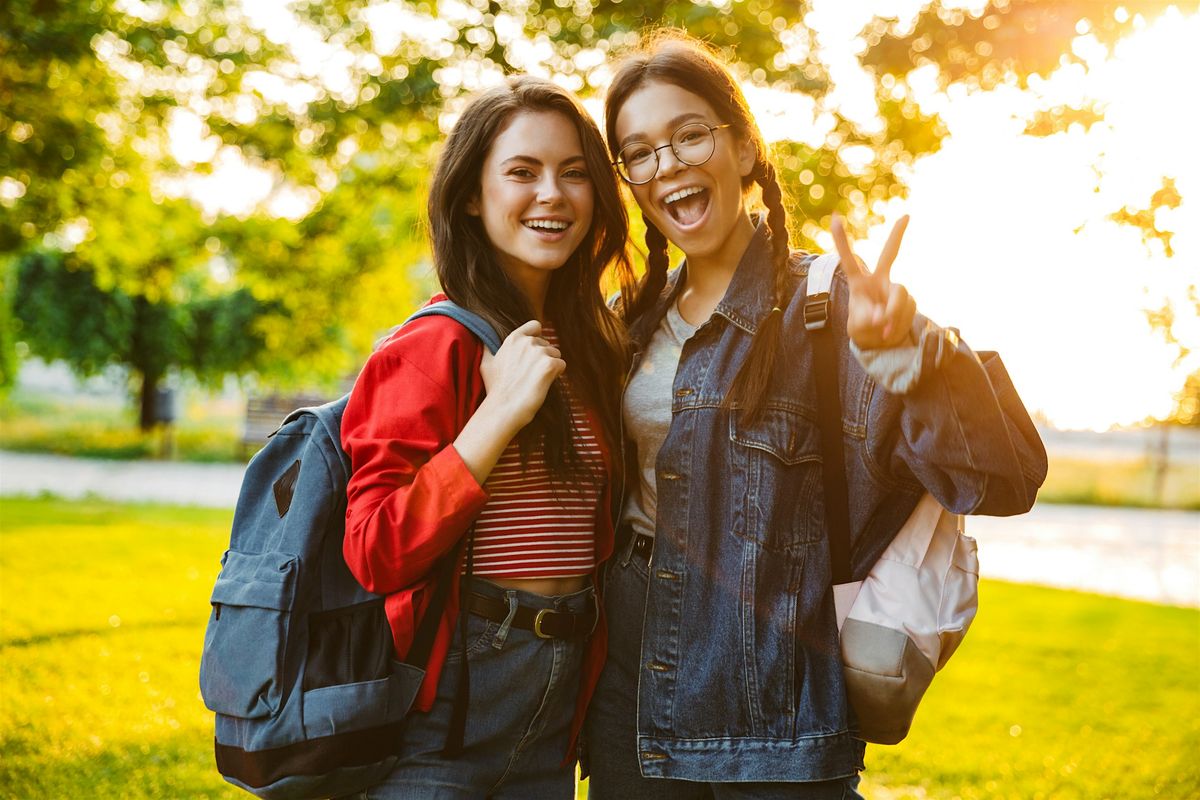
[[663, 186, 710, 229], [522, 218, 572, 241]]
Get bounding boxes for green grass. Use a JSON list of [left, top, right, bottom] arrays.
[[0, 388, 244, 463], [1039, 456, 1200, 510], [1, 497, 1197, 798]]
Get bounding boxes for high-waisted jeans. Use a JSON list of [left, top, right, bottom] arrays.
[[346, 577, 592, 800]]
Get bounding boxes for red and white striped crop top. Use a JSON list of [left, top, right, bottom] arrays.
[[470, 334, 605, 580]]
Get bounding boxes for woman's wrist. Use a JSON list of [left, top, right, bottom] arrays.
[[453, 394, 524, 486]]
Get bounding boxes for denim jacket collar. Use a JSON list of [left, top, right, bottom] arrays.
[[713, 218, 776, 336], [629, 219, 776, 350]]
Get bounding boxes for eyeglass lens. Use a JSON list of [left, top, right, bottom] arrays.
[[618, 123, 717, 184]]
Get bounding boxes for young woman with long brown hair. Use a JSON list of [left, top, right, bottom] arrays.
[[584, 31, 1047, 798], [340, 75, 633, 799]]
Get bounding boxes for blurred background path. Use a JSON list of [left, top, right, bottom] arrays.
[[2, 449, 1195, 608]]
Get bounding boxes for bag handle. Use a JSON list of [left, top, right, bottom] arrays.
[[804, 255, 854, 586]]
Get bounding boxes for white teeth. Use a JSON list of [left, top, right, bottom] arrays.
[[664, 186, 705, 205], [523, 219, 569, 231]]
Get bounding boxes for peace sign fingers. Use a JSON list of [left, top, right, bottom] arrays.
[[830, 213, 910, 286], [875, 215, 910, 283], [830, 214, 869, 283], [830, 212, 917, 350]]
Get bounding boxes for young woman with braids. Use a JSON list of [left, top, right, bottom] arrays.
[[340, 76, 635, 798], [584, 32, 1047, 798]]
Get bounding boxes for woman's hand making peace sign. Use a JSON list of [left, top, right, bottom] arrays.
[[831, 214, 918, 351]]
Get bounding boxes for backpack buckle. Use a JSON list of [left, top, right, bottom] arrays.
[[804, 294, 830, 330]]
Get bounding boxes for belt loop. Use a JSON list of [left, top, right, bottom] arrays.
[[493, 590, 519, 649], [587, 591, 600, 636], [619, 526, 637, 567]]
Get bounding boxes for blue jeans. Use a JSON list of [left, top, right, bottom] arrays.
[[584, 543, 864, 800], [348, 578, 591, 800]]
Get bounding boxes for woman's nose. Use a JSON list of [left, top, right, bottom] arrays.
[[537, 176, 565, 204], [655, 146, 686, 180]]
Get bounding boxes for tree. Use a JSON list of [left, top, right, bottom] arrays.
[[5, 0, 952, 412], [2, 0, 431, 403], [11, 188, 274, 429], [1107, 177, 1198, 496]]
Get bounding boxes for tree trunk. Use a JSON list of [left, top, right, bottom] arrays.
[[1151, 423, 1170, 506], [138, 370, 160, 431]]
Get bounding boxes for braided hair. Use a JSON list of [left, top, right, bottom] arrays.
[[605, 30, 794, 423]]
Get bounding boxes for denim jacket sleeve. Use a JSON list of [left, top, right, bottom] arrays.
[[845, 296, 1048, 517]]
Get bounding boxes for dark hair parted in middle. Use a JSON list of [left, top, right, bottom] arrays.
[[605, 30, 793, 424], [428, 75, 635, 475]]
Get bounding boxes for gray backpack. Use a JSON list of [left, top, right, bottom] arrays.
[[199, 302, 500, 799]]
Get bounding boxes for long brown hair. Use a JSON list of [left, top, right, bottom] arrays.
[[605, 31, 792, 423], [428, 76, 635, 475]]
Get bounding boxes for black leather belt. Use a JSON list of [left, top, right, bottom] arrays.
[[466, 592, 596, 639], [631, 532, 654, 562]]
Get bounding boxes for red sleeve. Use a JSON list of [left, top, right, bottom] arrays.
[[341, 320, 490, 595]]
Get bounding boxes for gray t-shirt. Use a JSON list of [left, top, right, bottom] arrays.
[[621, 300, 698, 539]]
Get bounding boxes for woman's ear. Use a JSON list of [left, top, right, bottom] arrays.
[[737, 136, 757, 179], [466, 194, 480, 216]]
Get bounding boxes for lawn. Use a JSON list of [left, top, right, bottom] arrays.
[[0, 497, 1197, 799], [0, 388, 245, 463]]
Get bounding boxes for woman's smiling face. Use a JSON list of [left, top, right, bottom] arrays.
[[469, 110, 595, 289], [613, 81, 756, 262]]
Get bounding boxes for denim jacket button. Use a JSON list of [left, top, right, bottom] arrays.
[[640, 751, 668, 761], [646, 660, 671, 672], [674, 387, 694, 397], [661, 471, 680, 481]]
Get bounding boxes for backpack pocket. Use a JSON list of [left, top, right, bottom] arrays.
[[200, 550, 299, 719]]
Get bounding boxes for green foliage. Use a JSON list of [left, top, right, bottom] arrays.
[[1110, 177, 1183, 259], [0, 258, 19, 392], [859, 1, 1188, 137], [0, 0, 118, 253], [4, 0, 956, 410], [2, 497, 1198, 798], [861, 1, 1176, 90], [1107, 177, 1198, 426], [12, 246, 274, 428]]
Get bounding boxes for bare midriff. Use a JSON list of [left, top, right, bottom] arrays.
[[487, 575, 589, 597]]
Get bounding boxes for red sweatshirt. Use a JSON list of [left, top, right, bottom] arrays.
[[341, 296, 615, 757]]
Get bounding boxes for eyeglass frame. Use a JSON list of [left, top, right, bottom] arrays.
[[612, 122, 735, 185]]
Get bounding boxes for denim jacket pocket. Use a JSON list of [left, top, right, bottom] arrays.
[[729, 406, 824, 554]]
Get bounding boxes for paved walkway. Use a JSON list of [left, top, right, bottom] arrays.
[[2, 450, 1197, 607]]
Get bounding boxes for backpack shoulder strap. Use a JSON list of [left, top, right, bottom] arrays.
[[404, 301, 502, 354], [805, 253, 854, 585]]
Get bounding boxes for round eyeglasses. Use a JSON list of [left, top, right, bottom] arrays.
[[613, 122, 734, 185]]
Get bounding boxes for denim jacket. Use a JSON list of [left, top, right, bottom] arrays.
[[619, 223, 1047, 781]]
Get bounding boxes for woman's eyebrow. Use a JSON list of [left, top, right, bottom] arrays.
[[619, 112, 707, 148], [499, 154, 587, 167]]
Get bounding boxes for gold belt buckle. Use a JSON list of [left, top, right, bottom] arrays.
[[533, 608, 554, 639]]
